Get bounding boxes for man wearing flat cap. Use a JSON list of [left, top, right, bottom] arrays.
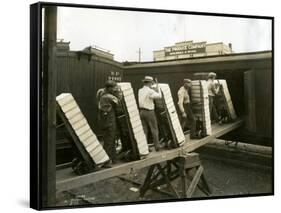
[[177, 79, 196, 138], [138, 76, 162, 151], [207, 72, 220, 123], [97, 80, 121, 168]]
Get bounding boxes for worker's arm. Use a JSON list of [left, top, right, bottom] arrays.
[[96, 88, 103, 102], [215, 83, 221, 94], [149, 88, 162, 99], [211, 83, 220, 95], [178, 90, 185, 114], [111, 95, 119, 104]]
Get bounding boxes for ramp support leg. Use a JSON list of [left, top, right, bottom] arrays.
[[139, 154, 211, 198]]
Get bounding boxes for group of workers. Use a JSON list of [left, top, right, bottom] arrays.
[[96, 72, 221, 167], [177, 72, 221, 137]]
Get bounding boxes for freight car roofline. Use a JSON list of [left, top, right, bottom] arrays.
[[123, 51, 272, 69], [56, 51, 124, 69]]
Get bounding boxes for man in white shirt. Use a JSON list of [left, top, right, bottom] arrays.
[[138, 76, 162, 151], [207, 72, 220, 122], [177, 79, 196, 138]]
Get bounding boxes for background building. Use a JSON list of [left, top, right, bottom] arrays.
[[153, 40, 233, 61]]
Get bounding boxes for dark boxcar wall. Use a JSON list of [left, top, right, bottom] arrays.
[[56, 52, 123, 133], [123, 53, 272, 141], [254, 67, 272, 138]]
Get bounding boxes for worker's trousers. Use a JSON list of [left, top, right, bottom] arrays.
[[139, 109, 160, 150], [209, 95, 219, 122], [180, 103, 196, 137], [99, 110, 117, 162]]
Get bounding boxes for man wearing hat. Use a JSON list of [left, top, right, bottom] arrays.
[[138, 76, 162, 151], [97, 80, 121, 168], [207, 72, 220, 123], [177, 79, 196, 138]]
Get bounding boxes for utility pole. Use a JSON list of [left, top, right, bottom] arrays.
[[42, 5, 57, 207], [184, 18, 187, 41], [137, 48, 141, 62]]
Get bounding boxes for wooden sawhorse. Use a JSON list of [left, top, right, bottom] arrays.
[[139, 153, 211, 198]]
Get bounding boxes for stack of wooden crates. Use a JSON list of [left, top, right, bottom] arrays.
[[56, 93, 110, 169], [191, 80, 212, 136], [215, 80, 237, 121], [159, 84, 186, 146], [118, 82, 150, 157]]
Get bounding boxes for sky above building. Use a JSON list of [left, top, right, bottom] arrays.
[[55, 6, 272, 62]]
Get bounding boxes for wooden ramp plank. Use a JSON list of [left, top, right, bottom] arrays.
[[56, 93, 109, 165]]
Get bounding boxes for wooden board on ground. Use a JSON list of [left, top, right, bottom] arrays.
[[191, 80, 212, 136], [56, 93, 109, 166], [118, 82, 149, 157]]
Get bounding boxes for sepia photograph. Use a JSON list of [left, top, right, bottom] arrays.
[[30, 2, 273, 210]]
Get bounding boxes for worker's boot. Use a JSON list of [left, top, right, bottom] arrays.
[[102, 160, 112, 168], [154, 142, 165, 151]]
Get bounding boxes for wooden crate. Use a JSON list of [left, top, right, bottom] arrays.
[[216, 79, 237, 120], [191, 80, 212, 135], [118, 83, 149, 156], [56, 93, 109, 166], [158, 84, 186, 146]]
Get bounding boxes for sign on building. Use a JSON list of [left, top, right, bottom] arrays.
[[164, 42, 206, 57]]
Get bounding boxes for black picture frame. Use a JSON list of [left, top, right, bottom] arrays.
[[30, 2, 274, 210]]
